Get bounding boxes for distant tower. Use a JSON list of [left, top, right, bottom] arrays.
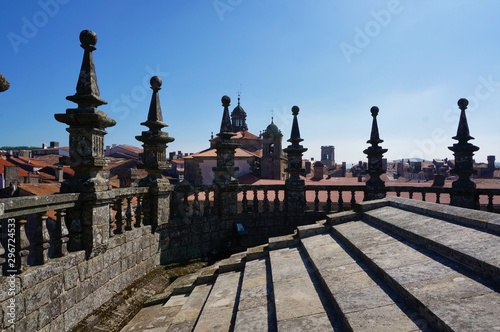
[[261, 118, 284, 179], [487, 155, 495, 171], [321, 145, 335, 168], [231, 94, 247, 132]]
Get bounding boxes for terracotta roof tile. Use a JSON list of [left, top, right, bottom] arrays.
[[18, 183, 61, 196]]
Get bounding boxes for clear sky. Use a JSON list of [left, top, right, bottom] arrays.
[[1, 0, 499, 163]]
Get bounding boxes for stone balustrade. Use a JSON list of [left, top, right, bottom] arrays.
[[0, 187, 160, 331]]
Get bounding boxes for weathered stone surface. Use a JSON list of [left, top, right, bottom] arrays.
[[0, 73, 10, 92], [278, 313, 332, 332], [234, 305, 269, 332], [345, 304, 419, 332]]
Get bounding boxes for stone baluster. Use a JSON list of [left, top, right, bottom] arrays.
[[134, 195, 143, 228], [193, 191, 201, 217], [30, 213, 48, 265], [114, 199, 123, 235], [314, 189, 320, 212], [51, 210, 65, 258], [436, 192, 441, 204], [273, 189, 280, 213], [263, 189, 270, 213], [363, 106, 388, 201], [350, 191, 356, 207], [203, 189, 211, 216], [125, 197, 133, 231], [448, 98, 480, 209], [242, 189, 249, 213], [338, 190, 344, 212], [284, 106, 308, 220], [326, 189, 332, 212], [252, 188, 259, 213], [109, 204, 115, 237], [136, 76, 175, 232], [487, 194, 494, 212]]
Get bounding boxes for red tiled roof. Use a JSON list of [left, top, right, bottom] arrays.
[[113, 145, 143, 154], [18, 183, 61, 196], [0, 158, 29, 177], [210, 131, 261, 142], [188, 148, 260, 159]]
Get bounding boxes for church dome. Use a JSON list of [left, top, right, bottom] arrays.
[[265, 119, 282, 137], [231, 100, 246, 117]]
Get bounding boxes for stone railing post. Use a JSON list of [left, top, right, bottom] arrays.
[[54, 30, 116, 258], [212, 96, 240, 220], [448, 98, 480, 209], [283, 106, 307, 220], [363, 106, 388, 201], [136, 76, 174, 233]]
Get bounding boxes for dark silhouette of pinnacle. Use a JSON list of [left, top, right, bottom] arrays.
[[79, 30, 97, 51], [458, 98, 469, 111], [292, 105, 300, 115], [370, 106, 379, 116], [150, 76, 162, 90], [222, 95, 231, 107]]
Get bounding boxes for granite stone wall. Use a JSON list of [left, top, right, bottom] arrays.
[[0, 226, 159, 331]]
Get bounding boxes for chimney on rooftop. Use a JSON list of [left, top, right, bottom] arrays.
[[56, 165, 64, 182]]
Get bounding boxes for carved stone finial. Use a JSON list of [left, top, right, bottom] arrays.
[[368, 106, 383, 145], [288, 106, 304, 147], [284, 105, 307, 181], [136, 76, 174, 172], [218, 95, 235, 140], [54, 29, 116, 193], [363, 106, 387, 201], [66, 29, 107, 108], [79, 29, 97, 51], [0, 73, 10, 92], [453, 98, 474, 144], [448, 97, 479, 209], [150, 75, 162, 90]]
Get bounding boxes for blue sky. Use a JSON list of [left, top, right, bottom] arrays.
[[1, 0, 499, 163]]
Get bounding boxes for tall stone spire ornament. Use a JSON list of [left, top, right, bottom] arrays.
[[136, 76, 175, 232], [213, 96, 240, 219], [284, 106, 307, 217], [54, 30, 116, 258], [363, 106, 388, 201], [55, 30, 116, 193], [448, 98, 480, 209]]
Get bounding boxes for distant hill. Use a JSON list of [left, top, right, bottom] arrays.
[[0, 146, 41, 150]]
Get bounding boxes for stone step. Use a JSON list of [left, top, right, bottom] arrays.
[[332, 220, 500, 332], [301, 233, 425, 332], [167, 283, 213, 331], [234, 257, 276, 332], [269, 246, 336, 331], [364, 206, 500, 283], [193, 270, 242, 332]]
